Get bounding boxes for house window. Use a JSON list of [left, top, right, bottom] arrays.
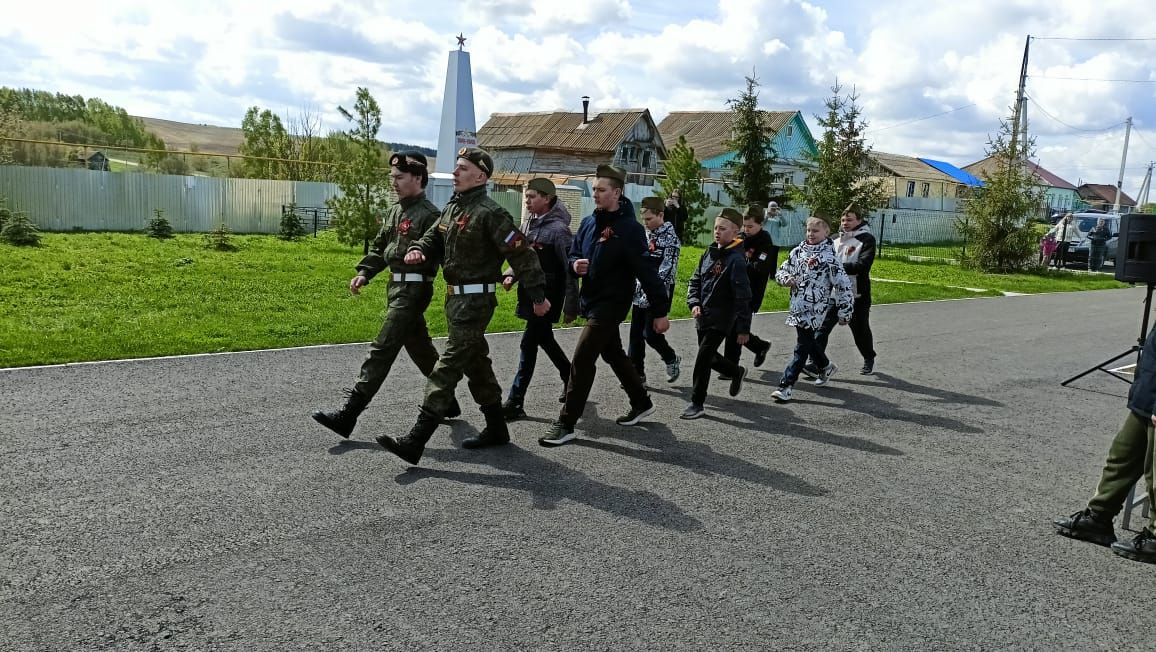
[[642, 150, 651, 168], [906, 181, 916, 197], [786, 124, 794, 138], [921, 182, 931, 198]]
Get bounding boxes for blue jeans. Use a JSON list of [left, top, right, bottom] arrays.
[[508, 317, 571, 403], [781, 325, 830, 387]]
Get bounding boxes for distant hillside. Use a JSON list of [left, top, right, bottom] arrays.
[[133, 115, 435, 159]]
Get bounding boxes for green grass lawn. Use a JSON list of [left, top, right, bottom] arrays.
[[0, 232, 1130, 368]]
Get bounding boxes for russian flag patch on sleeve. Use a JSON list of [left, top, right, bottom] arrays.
[[504, 230, 525, 247]]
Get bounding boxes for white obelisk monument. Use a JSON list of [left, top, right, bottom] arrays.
[[435, 34, 478, 174]]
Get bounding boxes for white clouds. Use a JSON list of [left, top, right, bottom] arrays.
[[1, 0, 1154, 193]]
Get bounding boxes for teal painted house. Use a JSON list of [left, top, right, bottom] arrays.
[[658, 110, 817, 204]]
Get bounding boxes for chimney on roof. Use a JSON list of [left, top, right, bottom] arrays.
[[581, 96, 590, 124]]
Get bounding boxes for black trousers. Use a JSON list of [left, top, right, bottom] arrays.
[[508, 317, 571, 403], [628, 305, 678, 376], [691, 328, 742, 405], [816, 297, 876, 363], [560, 319, 649, 427]]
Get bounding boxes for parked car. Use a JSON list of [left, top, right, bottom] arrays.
[[1067, 214, 1120, 267]]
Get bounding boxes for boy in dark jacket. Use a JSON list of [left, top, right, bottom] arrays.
[[724, 203, 774, 370], [1053, 325, 1156, 564], [681, 208, 753, 419], [539, 165, 672, 447], [500, 178, 578, 420]]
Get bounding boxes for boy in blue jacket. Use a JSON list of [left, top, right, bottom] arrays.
[[539, 165, 672, 447], [681, 208, 753, 419]]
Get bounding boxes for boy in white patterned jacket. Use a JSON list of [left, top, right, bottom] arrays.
[[771, 217, 854, 402]]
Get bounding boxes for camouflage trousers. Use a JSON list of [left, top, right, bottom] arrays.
[[353, 282, 439, 400], [1088, 410, 1156, 532], [422, 294, 502, 416]]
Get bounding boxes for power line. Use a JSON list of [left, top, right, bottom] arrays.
[[1030, 74, 1156, 84], [866, 103, 976, 134], [1026, 93, 1123, 131], [1032, 36, 1156, 42]]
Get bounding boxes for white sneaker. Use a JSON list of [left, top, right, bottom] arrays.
[[771, 386, 793, 401], [814, 362, 838, 387]]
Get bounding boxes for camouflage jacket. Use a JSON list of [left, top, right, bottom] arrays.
[[356, 193, 441, 280], [410, 185, 546, 303]]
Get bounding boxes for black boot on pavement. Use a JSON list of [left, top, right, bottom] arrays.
[[311, 388, 370, 439], [463, 403, 511, 449], [1110, 528, 1156, 563], [376, 408, 440, 465], [501, 397, 527, 422], [1053, 508, 1117, 547]]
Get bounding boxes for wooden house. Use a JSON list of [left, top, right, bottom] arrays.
[[476, 105, 666, 186]]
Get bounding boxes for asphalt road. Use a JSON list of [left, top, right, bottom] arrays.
[[2, 287, 1153, 651]]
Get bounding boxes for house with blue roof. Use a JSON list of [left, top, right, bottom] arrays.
[[657, 110, 817, 204]]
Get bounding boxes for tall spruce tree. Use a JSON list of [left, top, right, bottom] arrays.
[[326, 88, 390, 254], [658, 135, 711, 241], [791, 81, 887, 227], [723, 74, 776, 206], [956, 111, 1045, 272]]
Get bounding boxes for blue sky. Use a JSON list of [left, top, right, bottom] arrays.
[[2, 0, 1154, 195]]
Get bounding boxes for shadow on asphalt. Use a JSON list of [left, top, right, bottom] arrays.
[[327, 440, 381, 455], [836, 372, 1004, 407], [391, 417, 705, 533]]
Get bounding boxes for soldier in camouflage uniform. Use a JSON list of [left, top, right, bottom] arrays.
[[376, 147, 551, 465], [311, 152, 459, 439]]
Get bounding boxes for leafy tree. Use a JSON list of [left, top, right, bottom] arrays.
[[658, 135, 712, 242], [1, 206, 42, 246], [146, 208, 173, 239], [790, 81, 887, 227], [327, 88, 390, 254], [279, 203, 307, 241], [0, 105, 20, 165], [238, 107, 292, 179], [957, 112, 1046, 272], [723, 74, 777, 207]]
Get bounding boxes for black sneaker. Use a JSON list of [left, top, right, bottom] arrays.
[[616, 400, 655, 426], [1110, 528, 1156, 563], [729, 366, 747, 397], [800, 363, 822, 380], [753, 342, 770, 368], [501, 400, 527, 422], [539, 420, 577, 447], [860, 358, 875, 375], [1053, 508, 1117, 547]]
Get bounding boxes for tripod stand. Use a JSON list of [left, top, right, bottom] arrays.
[[1062, 282, 1154, 386]]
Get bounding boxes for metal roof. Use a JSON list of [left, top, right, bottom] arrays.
[[869, 151, 957, 182], [919, 158, 985, 187], [963, 155, 1077, 190], [657, 110, 797, 161], [477, 109, 662, 155]]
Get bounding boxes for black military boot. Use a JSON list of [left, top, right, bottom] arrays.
[[376, 408, 440, 465], [1053, 508, 1117, 547], [311, 389, 370, 439], [463, 403, 511, 449]]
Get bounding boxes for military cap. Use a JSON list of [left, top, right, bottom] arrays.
[[457, 146, 494, 176], [744, 203, 764, 219], [389, 151, 428, 169], [640, 197, 664, 213], [526, 177, 556, 196], [595, 163, 627, 184], [719, 207, 743, 226], [767, 200, 780, 209]]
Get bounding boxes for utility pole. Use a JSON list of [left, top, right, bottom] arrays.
[[1114, 116, 1133, 214], [1009, 36, 1031, 163], [1136, 161, 1153, 211]]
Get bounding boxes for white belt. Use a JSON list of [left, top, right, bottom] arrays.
[[447, 283, 497, 295], [392, 273, 434, 282]]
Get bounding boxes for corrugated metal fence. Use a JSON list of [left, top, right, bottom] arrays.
[[0, 165, 340, 233]]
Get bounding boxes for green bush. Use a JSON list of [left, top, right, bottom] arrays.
[[204, 222, 237, 251], [146, 208, 173, 239], [1, 210, 42, 246], [279, 203, 307, 240]]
